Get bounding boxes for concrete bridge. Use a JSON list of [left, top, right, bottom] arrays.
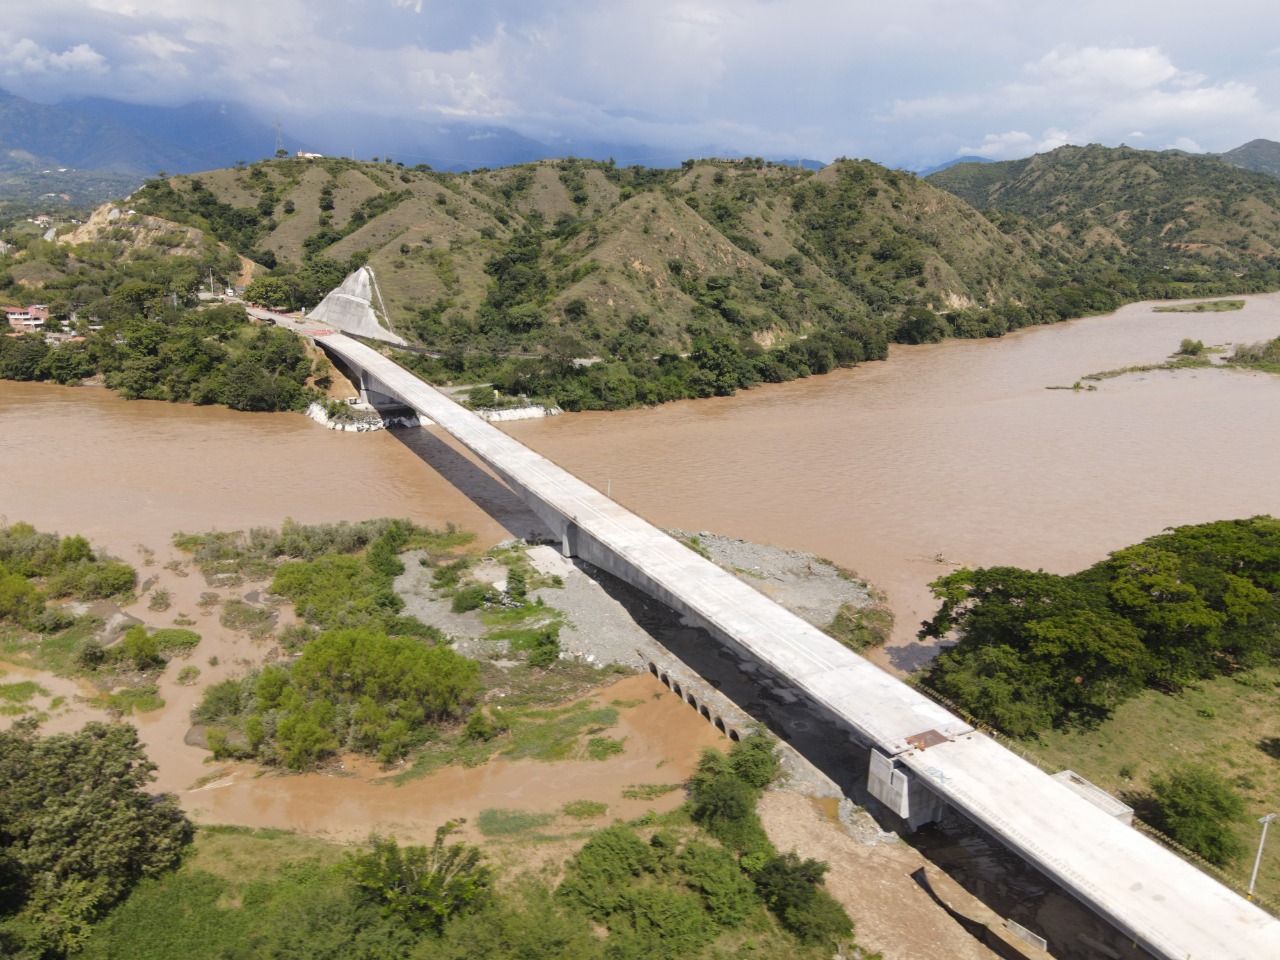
[[308, 328, 1279, 960]]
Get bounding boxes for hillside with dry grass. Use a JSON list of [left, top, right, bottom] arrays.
[[927, 144, 1280, 273], [98, 150, 1280, 408]]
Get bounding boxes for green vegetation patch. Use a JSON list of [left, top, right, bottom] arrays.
[[562, 800, 609, 820], [218, 600, 273, 637], [622, 783, 681, 800], [586, 736, 627, 761], [0, 521, 136, 623], [504, 702, 620, 762], [1229, 335, 1280, 374], [476, 807, 557, 838], [921, 516, 1280, 737], [824, 601, 893, 652], [99, 685, 165, 715], [195, 626, 480, 769], [174, 517, 473, 582], [1153, 299, 1245, 312], [0, 679, 47, 703]]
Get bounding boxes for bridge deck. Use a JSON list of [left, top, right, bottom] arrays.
[[318, 331, 1280, 960]]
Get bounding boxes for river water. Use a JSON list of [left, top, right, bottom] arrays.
[[506, 295, 1280, 668], [3, 294, 1280, 672]]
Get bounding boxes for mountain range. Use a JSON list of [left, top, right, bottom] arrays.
[[0, 87, 822, 192], [17, 144, 1263, 358]]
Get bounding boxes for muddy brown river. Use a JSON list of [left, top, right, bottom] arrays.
[[4, 295, 1280, 671]]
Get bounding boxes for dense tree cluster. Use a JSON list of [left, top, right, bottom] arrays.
[[83, 819, 861, 960], [920, 517, 1280, 735], [189, 521, 480, 768], [685, 732, 854, 947], [0, 721, 191, 958], [0, 303, 317, 412], [0, 521, 135, 632]]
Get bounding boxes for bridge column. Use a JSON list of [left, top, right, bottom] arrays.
[[867, 748, 946, 831]]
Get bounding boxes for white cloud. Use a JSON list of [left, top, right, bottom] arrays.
[[1029, 45, 1180, 92], [1, 2, 1279, 168], [887, 95, 985, 120], [131, 32, 191, 61], [959, 128, 1081, 160], [0, 37, 108, 75]]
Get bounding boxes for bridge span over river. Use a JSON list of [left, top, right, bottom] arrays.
[[300, 323, 1278, 960]]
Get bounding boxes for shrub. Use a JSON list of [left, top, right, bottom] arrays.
[[151, 628, 201, 653], [348, 829, 492, 934], [1147, 765, 1247, 866], [475, 808, 555, 838], [451, 584, 490, 613], [753, 852, 852, 945], [220, 601, 273, 637], [558, 824, 653, 917], [192, 677, 247, 723], [586, 736, 625, 760]]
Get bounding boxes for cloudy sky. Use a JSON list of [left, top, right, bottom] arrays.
[[4, 0, 1280, 169]]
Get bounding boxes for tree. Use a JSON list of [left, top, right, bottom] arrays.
[[347, 827, 492, 933], [0, 720, 192, 956], [243, 276, 295, 310], [506, 567, 527, 603], [557, 824, 653, 918], [753, 852, 852, 945], [0, 334, 50, 381], [1147, 765, 1247, 866]]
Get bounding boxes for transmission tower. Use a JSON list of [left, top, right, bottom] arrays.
[[274, 120, 284, 157]]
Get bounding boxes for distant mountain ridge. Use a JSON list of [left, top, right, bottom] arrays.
[[915, 156, 993, 177], [1219, 138, 1280, 178], [0, 87, 825, 183], [924, 143, 1280, 269]]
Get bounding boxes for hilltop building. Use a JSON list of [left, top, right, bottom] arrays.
[[5, 305, 48, 333]]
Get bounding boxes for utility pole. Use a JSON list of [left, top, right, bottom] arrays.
[[1249, 813, 1276, 899]]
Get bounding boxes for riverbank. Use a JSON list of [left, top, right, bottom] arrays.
[[0, 523, 1011, 960]]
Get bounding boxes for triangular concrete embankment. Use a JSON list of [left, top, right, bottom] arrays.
[[307, 266, 407, 346]]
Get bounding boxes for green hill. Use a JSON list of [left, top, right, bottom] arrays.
[[1220, 138, 1280, 179], [925, 144, 1280, 288], [124, 156, 1094, 355], [11, 147, 1279, 410]]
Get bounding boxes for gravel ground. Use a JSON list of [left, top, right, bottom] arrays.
[[671, 529, 874, 628], [396, 535, 876, 669]]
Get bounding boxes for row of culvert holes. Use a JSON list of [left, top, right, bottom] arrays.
[[649, 662, 740, 741]]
